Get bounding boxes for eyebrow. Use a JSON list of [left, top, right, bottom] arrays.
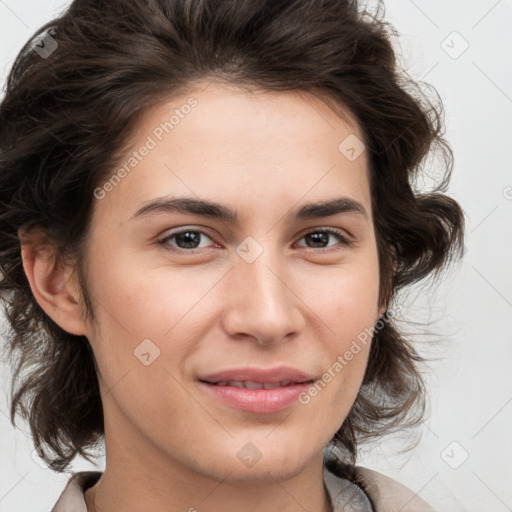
[[130, 196, 368, 223]]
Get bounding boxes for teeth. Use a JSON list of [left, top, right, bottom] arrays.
[[228, 381, 246, 388], [262, 382, 281, 389], [244, 381, 265, 389], [212, 380, 294, 389]]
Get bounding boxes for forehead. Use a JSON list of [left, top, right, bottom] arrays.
[[95, 82, 372, 226]]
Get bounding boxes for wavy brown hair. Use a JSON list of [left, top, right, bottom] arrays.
[[0, 0, 465, 472]]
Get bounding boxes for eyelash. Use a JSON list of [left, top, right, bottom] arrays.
[[157, 227, 354, 254]]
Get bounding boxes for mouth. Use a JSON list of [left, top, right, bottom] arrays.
[[201, 379, 311, 389], [196, 366, 316, 413], [198, 378, 315, 414]]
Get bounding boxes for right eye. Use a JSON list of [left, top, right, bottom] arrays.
[[157, 228, 217, 253]]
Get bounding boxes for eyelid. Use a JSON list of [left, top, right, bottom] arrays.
[[157, 226, 217, 250], [297, 225, 353, 241], [157, 225, 354, 253], [295, 227, 354, 251]]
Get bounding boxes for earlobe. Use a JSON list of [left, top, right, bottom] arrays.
[[19, 228, 86, 336]]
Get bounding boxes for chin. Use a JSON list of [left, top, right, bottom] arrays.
[[212, 440, 315, 483], [221, 459, 308, 484]]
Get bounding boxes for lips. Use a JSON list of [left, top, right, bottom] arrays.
[[209, 380, 295, 389], [197, 366, 315, 414], [198, 366, 314, 385]]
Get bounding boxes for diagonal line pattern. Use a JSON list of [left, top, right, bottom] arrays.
[[264, 410, 294, 439], [472, 0, 503, 30], [161, 367, 234, 438], [406, 0, 439, 28], [264, 470, 311, 512], [306, 100, 336, 130], [0, 405, 32, 440], [422, 420, 439, 439], [200, 75, 219, 92], [0, 1, 29, 28], [471, 471, 512, 511], [100, 368, 133, 402], [90, 294, 133, 336], [265, 266, 336, 336], [420, 62, 439, 81], [380, 119, 418, 156], [472, 61, 512, 105], [164, 267, 234, 336], [470, 205, 499, 233], [0, 472, 29, 503], [266, 164, 337, 235], [398, 472, 439, 512], [471, 396, 512, 439], [471, 266, 512, 309], [199, 470, 234, 502]]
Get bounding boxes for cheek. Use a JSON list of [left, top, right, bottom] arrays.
[[307, 325, 372, 430], [303, 252, 381, 325], [84, 256, 219, 396], [307, 259, 380, 404], [84, 268, 196, 425], [87, 253, 203, 337]]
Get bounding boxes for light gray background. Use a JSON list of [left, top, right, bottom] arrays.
[[0, 1, 511, 511]]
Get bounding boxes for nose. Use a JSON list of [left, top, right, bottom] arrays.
[[220, 241, 305, 346]]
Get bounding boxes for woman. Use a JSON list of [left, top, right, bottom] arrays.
[[0, 0, 465, 511]]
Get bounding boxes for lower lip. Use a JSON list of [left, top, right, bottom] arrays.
[[199, 381, 312, 414]]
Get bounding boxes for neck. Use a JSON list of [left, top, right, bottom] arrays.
[[84, 422, 332, 512]]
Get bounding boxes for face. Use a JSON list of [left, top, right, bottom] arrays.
[[81, 82, 385, 483]]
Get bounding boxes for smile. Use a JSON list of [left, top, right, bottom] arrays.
[[199, 380, 313, 414], [208, 380, 296, 389]]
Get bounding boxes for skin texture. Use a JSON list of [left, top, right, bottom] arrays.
[[21, 81, 386, 512]]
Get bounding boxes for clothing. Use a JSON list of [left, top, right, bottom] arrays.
[[51, 456, 435, 512]]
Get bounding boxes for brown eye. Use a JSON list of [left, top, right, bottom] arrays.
[[159, 229, 215, 252], [296, 228, 353, 251]]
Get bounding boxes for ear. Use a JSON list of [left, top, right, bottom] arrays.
[[18, 227, 87, 336]]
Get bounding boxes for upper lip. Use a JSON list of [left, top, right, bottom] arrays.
[[198, 366, 315, 384]]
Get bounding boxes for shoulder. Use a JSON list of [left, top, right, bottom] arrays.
[[324, 457, 436, 512], [354, 465, 436, 512], [51, 471, 102, 512]]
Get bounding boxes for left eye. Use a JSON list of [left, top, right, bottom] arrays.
[[295, 228, 353, 250], [158, 228, 352, 252]]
